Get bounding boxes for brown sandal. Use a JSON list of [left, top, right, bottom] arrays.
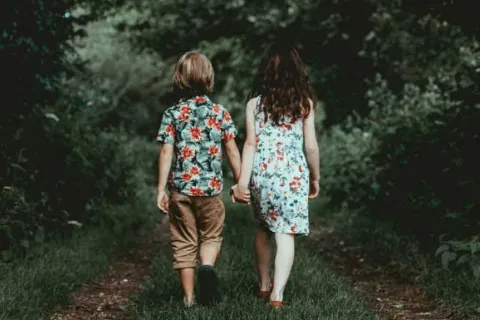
[[270, 300, 284, 308], [257, 279, 273, 298]]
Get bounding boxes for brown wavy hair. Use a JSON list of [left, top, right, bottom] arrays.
[[247, 43, 316, 125]]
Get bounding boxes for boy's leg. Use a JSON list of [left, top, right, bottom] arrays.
[[169, 192, 198, 304], [194, 195, 225, 305], [271, 233, 295, 302], [195, 195, 225, 265], [255, 226, 272, 292]]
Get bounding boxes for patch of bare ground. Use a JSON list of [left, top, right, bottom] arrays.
[[309, 226, 457, 320], [50, 217, 169, 320]]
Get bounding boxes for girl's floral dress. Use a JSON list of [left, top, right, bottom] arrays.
[[250, 96, 309, 235]]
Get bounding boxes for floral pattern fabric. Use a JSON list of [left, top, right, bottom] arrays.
[[250, 96, 310, 235], [157, 95, 237, 196]]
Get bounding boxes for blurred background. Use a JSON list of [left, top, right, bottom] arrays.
[[1, 0, 480, 318]]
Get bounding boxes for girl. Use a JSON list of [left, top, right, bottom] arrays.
[[231, 43, 320, 308]]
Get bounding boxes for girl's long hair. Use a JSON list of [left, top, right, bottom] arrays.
[[247, 43, 316, 125]]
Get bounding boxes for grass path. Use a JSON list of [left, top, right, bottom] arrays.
[[133, 198, 375, 320]]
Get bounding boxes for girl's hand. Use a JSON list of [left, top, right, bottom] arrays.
[[230, 184, 251, 204], [157, 190, 169, 214], [308, 180, 320, 199]]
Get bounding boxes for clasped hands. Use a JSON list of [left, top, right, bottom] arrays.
[[230, 184, 251, 204]]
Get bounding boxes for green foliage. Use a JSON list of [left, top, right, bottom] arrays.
[[321, 3, 480, 278], [0, 78, 156, 256], [436, 236, 480, 279]]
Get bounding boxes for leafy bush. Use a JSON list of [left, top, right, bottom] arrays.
[[0, 78, 156, 257]]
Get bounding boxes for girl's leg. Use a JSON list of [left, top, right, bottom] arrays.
[[271, 233, 295, 301], [255, 226, 272, 291], [179, 268, 195, 305]]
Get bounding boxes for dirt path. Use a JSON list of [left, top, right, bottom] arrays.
[[50, 218, 169, 320], [309, 226, 456, 320]]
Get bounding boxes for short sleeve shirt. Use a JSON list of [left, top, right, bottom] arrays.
[[157, 95, 237, 196]]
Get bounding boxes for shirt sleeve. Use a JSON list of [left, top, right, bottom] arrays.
[[221, 108, 237, 142], [156, 109, 175, 144]]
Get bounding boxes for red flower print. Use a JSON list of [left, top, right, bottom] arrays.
[[209, 145, 220, 156], [189, 127, 202, 141], [209, 177, 222, 190], [195, 96, 206, 104], [180, 105, 191, 114], [223, 132, 235, 141], [299, 165, 303, 172], [190, 165, 200, 176], [255, 134, 260, 146], [276, 141, 283, 147], [166, 123, 175, 136], [268, 209, 279, 222], [179, 113, 189, 122], [282, 123, 292, 130], [181, 146, 195, 160], [289, 177, 301, 192], [182, 172, 193, 182], [206, 117, 222, 130], [223, 111, 232, 123], [190, 187, 205, 196], [291, 226, 296, 233], [212, 104, 221, 114], [261, 162, 268, 171]]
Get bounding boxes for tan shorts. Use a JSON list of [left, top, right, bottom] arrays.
[[168, 191, 225, 269]]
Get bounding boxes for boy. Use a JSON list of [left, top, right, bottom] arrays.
[[156, 51, 241, 307]]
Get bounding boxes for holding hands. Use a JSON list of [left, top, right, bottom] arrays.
[[230, 184, 250, 204]]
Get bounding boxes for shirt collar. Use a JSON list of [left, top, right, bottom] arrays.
[[179, 95, 211, 104]]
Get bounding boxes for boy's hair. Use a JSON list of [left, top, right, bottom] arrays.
[[173, 51, 214, 99]]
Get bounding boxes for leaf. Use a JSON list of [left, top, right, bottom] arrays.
[[470, 242, 480, 254], [34, 226, 45, 243], [441, 251, 455, 270], [1, 250, 13, 262], [472, 265, 480, 279], [392, 303, 404, 309], [456, 254, 470, 266], [20, 240, 30, 249], [435, 244, 449, 256]]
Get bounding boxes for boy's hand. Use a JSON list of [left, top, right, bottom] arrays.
[[157, 190, 169, 214], [231, 184, 250, 204], [308, 180, 320, 199]]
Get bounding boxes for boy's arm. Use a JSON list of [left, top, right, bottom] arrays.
[[158, 143, 174, 192], [157, 143, 174, 213], [221, 107, 241, 182], [156, 109, 175, 212], [223, 139, 241, 182]]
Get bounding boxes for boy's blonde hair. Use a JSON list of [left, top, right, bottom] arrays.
[[173, 51, 214, 98]]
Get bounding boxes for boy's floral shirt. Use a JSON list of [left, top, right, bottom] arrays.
[[157, 95, 237, 196]]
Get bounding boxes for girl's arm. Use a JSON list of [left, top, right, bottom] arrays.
[[232, 98, 257, 202], [304, 100, 320, 198]]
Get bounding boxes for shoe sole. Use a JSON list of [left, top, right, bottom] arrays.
[[198, 266, 221, 306]]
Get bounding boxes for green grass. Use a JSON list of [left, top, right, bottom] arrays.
[[134, 198, 374, 320], [0, 202, 156, 320], [317, 206, 480, 319]]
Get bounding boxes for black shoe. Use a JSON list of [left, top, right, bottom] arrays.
[[198, 265, 221, 306]]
